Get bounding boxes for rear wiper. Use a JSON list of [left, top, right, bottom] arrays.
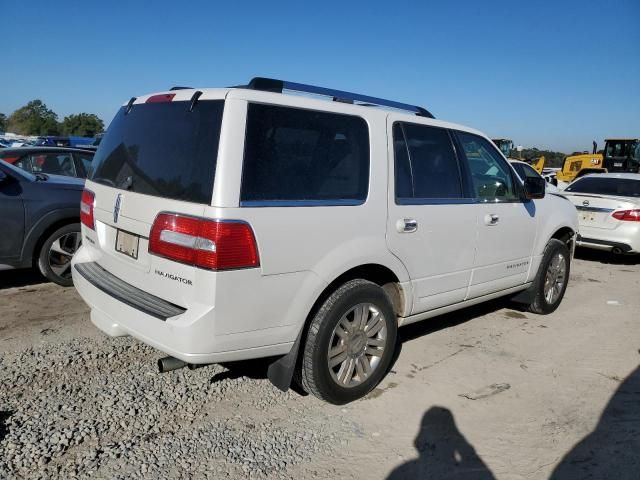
[[34, 173, 49, 181]]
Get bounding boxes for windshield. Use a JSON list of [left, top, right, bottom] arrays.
[[90, 100, 224, 204], [565, 177, 640, 197], [605, 140, 639, 159]]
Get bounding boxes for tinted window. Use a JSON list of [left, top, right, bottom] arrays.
[[457, 132, 518, 201], [394, 123, 463, 200], [74, 152, 94, 177], [32, 153, 76, 176], [565, 177, 640, 197], [91, 100, 224, 204], [13, 155, 32, 172], [241, 104, 369, 204]]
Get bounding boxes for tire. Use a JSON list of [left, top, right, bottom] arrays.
[[37, 223, 81, 287], [301, 279, 398, 404], [527, 239, 570, 314]]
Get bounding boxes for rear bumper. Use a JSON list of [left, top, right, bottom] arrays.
[[71, 254, 298, 363], [576, 234, 637, 253]]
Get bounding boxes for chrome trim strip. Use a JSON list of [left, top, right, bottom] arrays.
[[240, 199, 364, 207], [575, 206, 615, 213]]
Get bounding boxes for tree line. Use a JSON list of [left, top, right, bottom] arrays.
[[0, 100, 104, 137]]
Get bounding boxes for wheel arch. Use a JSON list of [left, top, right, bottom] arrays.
[[22, 209, 80, 266]]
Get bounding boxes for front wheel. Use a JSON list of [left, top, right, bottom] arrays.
[[301, 279, 398, 404], [37, 223, 81, 287], [528, 239, 571, 314]]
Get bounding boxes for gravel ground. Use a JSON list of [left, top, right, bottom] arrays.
[[1, 249, 639, 479]]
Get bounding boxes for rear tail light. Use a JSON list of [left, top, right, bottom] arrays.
[[80, 190, 95, 229], [149, 213, 260, 270], [612, 209, 640, 222], [146, 93, 175, 103]]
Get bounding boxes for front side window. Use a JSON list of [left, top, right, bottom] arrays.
[[511, 162, 541, 181], [456, 132, 519, 202], [241, 104, 369, 204], [394, 122, 463, 201]]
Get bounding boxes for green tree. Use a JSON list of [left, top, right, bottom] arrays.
[[0, 113, 7, 133], [61, 113, 104, 137], [7, 100, 60, 135]]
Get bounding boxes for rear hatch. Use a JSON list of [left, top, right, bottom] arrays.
[[84, 95, 225, 306], [563, 176, 640, 230]]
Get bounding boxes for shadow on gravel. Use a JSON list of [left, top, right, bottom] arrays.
[[387, 406, 495, 479], [550, 365, 640, 479], [211, 358, 272, 383], [575, 247, 640, 265], [0, 268, 47, 290], [0, 410, 13, 442]]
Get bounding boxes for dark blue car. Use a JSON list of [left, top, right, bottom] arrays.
[[0, 159, 83, 286]]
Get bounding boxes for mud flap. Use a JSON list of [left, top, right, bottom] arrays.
[[267, 330, 303, 392], [510, 285, 536, 305]]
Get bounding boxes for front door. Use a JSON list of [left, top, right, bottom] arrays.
[[454, 131, 537, 298], [385, 118, 477, 316]]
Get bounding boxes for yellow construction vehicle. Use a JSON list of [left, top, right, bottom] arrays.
[[491, 139, 546, 172], [531, 155, 545, 173], [556, 148, 604, 183]]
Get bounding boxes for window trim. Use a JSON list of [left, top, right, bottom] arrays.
[[392, 121, 470, 205], [240, 102, 371, 207], [451, 130, 526, 204]]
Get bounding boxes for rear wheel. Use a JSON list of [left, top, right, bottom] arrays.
[[528, 239, 570, 314], [37, 223, 81, 287], [301, 279, 397, 404]]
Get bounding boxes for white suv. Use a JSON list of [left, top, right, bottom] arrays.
[[72, 78, 578, 404]]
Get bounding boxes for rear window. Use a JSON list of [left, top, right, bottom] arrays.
[[565, 177, 640, 197], [240, 104, 369, 205], [90, 100, 224, 204]]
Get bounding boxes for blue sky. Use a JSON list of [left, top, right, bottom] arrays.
[[2, 0, 638, 152]]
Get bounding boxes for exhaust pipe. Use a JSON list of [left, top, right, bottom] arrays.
[[158, 356, 187, 373]]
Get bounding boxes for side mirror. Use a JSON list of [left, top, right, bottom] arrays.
[[524, 177, 546, 200]]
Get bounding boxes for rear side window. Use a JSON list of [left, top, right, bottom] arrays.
[[74, 152, 94, 177], [393, 122, 463, 201], [241, 104, 369, 205], [90, 100, 224, 204]]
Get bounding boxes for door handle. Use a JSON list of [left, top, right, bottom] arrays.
[[484, 214, 500, 226], [397, 218, 418, 233]]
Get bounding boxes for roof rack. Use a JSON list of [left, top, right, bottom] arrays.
[[170, 86, 193, 91], [246, 77, 434, 119]]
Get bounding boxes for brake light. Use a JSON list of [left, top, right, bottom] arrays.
[[612, 209, 640, 222], [149, 213, 259, 270], [146, 93, 175, 103], [80, 190, 95, 230]]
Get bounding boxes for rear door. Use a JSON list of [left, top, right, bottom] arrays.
[[82, 96, 225, 306], [454, 131, 537, 298], [386, 119, 477, 315], [0, 165, 25, 261]]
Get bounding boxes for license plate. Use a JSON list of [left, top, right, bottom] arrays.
[[115, 230, 140, 259], [580, 212, 600, 223], [614, 162, 623, 167]]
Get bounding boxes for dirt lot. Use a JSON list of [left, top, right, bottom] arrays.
[[1, 250, 639, 479]]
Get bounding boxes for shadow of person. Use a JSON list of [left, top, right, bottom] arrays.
[[550, 365, 640, 479], [387, 406, 495, 479]]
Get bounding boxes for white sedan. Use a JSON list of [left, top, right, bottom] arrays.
[[562, 173, 640, 254]]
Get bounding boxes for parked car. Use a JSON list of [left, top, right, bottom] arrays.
[[0, 159, 84, 286], [72, 78, 578, 404], [509, 160, 560, 193], [0, 147, 95, 178], [562, 173, 640, 254]]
